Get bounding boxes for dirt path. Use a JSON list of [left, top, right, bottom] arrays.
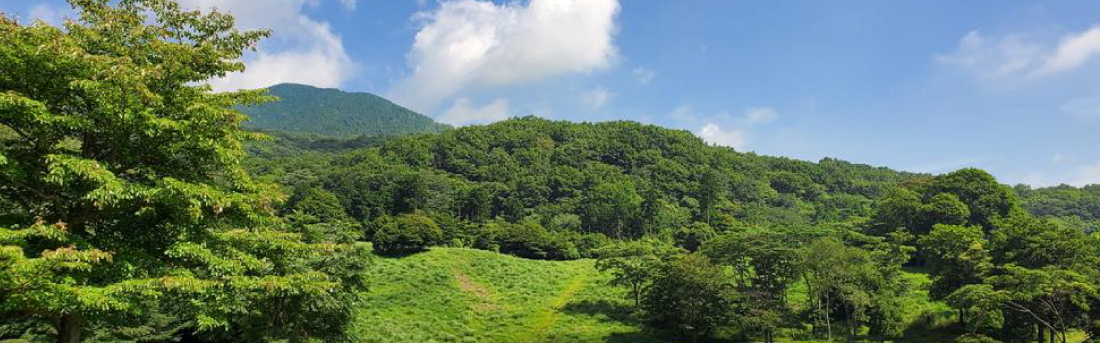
[[519, 268, 592, 343]]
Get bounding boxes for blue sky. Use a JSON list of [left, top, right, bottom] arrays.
[[5, 0, 1100, 187]]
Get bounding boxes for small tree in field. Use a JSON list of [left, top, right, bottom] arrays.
[[0, 1, 364, 342], [594, 239, 681, 307]]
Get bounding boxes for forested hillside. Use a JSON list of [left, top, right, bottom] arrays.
[[249, 116, 926, 257], [238, 83, 450, 137], [4, 2, 1100, 343]]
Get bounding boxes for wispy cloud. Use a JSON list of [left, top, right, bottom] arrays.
[[937, 25, 1100, 79], [745, 107, 779, 124], [391, 0, 621, 114], [1060, 96, 1100, 122], [1075, 159, 1100, 186], [581, 87, 614, 110], [438, 98, 511, 126], [1034, 26, 1100, 75], [631, 67, 655, 85]]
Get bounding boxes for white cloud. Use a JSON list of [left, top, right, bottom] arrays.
[[745, 107, 779, 124], [1075, 159, 1100, 186], [1052, 154, 1065, 163], [698, 123, 745, 150], [1035, 26, 1100, 75], [1061, 96, 1100, 122], [935, 31, 1042, 78], [667, 105, 696, 123], [937, 26, 1100, 79], [438, 98, 511, 126], [631, 67, 655, 85], [392, 0, 620, 113], [177, 0, 355, 91], [581, 87, 613, 109], [674, 105, 780, 150]]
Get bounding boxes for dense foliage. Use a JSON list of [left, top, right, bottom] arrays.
[[0, 2, 366, 343], [237, 83, 449, 138], [248, 116, 925, 258], [4, 1, 1100, 343]]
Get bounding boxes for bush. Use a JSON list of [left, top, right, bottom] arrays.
[[496, 221, 579, 260], [371, 212, 443, 253]]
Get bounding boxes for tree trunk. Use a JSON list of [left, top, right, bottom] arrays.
[[959, 308, 966, 332], [1037, 324, 1043, 343], [56, 314, 82, 343], [825, 293, 832, 341]]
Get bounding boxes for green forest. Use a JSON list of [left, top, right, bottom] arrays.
[[2, 2, 1100, 343]]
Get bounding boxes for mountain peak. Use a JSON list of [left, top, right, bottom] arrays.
[[239, 84, 449, 137]]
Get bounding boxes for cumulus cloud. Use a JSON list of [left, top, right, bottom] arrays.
[[698, 123, 746, 149], [631, 67, 655, 85], [581, 87, 613, 110], [438, 98, 511, 126], [676, 106, 780, 150], [391, 0, 620, 113], [937, 25, 1100, 78], [177, 0, 355, 91]]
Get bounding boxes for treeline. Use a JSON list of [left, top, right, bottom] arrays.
[[246, 118, 1100, 342], [249, 116, 923, 257], [593, 169, 1100, 342]]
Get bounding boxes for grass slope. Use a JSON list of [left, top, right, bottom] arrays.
[[354, 248, 1082, 343], [352, 248, 656, 343]]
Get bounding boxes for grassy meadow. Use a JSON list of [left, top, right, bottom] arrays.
[[348, 248, 1002, 343]]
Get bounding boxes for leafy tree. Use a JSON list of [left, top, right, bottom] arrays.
[[284, 187, 350, 222], [594, 239, 681, 307], [370, 212, 443, 253], [641, 253, 739, 343], [987, 266, 1097, 343], [926, 168, 1018, 230], [583, 179, 642, 239], [871, 187, 922, 235], [922, 193, 971, 229], [919, 224, 993, 328], [0, 2, 361, 342], [702, 231, 801, 343]]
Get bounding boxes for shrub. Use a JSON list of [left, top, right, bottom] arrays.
[[371, 212, 443, 253]]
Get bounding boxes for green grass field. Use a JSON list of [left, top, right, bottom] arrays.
[[350, 248, 659, 343], [350, 248, 1085, 343]]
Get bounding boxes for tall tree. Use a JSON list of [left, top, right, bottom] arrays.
[[0, 2, 361, 342], [642, 253, 739, 343], [702, 231, 801, 343]]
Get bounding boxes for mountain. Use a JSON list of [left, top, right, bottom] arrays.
[[238, 83, 449, 137]]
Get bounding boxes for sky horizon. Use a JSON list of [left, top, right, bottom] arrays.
[[4, 0, 1100, 187]]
